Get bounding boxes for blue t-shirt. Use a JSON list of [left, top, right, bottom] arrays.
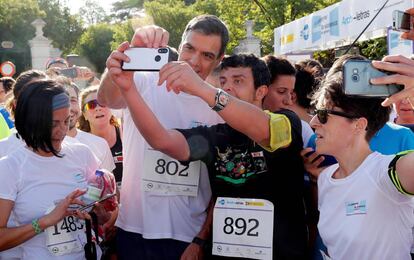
[[307, 122, 414, 166], [370, 122, 414, 154], [0, 107, 14, 129]]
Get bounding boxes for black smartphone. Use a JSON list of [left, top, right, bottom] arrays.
[[60, 67, 78, 78], [343, 60, 403, 97], [122, 47, 170, 71], [393, 10, 413, 32], [79, 193, 116, 211]]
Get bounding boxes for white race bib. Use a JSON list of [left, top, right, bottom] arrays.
[[143, 148, 201, 196], [44, 206, 85, 256], [212, 197, 274, 260]]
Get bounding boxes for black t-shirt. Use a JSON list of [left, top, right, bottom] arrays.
[[178, 109, 307, 259]]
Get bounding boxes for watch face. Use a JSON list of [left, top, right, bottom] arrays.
[[218, 92, 229, 105]]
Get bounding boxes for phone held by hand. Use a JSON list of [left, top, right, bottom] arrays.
[[79, 193, 116, 211], [59, 67, 78, 78], [122, 47, 169, 71], [343, 60, 403, 98], [393, 10, 413, 32]]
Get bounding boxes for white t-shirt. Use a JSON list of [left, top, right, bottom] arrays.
[[0, 132, 84, 260], [74, 129, 115, 172], [116, 72, 223, 242], [318, 152, 414, 260], [301, 120, 313, 148], [0, 142, 100, 259]]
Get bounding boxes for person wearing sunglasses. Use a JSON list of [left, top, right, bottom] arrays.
[[62, 81, 115, 175], [78, 85, 122, 260], [79, 85, 122, 187], [303, 54, 414, 260]]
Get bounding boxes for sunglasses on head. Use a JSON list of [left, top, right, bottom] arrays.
[[313, 109, 359, 124], [84, 99, 104, 111]]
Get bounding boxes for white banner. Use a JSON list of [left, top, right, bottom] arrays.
[[274, 0, 413, 54]]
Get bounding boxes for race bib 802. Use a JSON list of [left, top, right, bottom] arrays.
[[143, 148, 201, 196]]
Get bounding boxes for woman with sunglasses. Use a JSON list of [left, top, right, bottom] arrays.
[[306, 54, 414, 260], [78, 85, 122, 260], [79, 85, 123, 187], [0, 79, 102, 259]]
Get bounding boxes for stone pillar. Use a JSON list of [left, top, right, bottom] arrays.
[[28, 19, 61, 70], [234, 20, 261, 57]]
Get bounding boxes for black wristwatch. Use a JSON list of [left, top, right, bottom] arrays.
[[192, 236, 207, 248], [211, 89, 230, 112]]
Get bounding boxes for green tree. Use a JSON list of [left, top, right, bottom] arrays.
[[111, 0, 144, 21], [0, 0, 43, 74], [38, 0, 84, 55], [144, 0, 197, 49], [76, 23, 115, 73], [79, 0, 108, 26]]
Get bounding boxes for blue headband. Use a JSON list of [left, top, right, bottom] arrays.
[[52, 92, 70, 110]]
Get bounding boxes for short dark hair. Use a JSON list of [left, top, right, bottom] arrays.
[[220, 53, 270, 89], [296, 59, 325, 79], [13, 70, 47, 99], [182, 15, 229, 57], [0, 77, 16, 93], [7, 70, 47, 117], [262, 55, 296, 83], [15, 79, 67, 157], [312, 54, 391, 141], [294, 63, 319, 109]]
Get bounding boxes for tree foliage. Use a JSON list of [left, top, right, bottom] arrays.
[[144, 0, 197, 49], [38, 0, 84, 55], [79, 0, 108, 26], [76, 24, 115, 73], [0, 0, 42, 73]]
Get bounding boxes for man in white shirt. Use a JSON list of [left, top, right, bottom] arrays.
[[98, 15, 229, 259]]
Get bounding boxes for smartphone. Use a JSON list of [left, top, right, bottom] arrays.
[[343, 60, 403, 97], [122, 48, 169, 71], [393, 10, 413, 32], [60, 67, 78, 78], [79, 193, 116, 211]]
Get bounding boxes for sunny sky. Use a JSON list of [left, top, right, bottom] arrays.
[[65, 0, 118, 14]]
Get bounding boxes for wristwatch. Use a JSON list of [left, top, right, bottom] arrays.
[[211, 89, 230, 112], [192, 236, 207, 248]]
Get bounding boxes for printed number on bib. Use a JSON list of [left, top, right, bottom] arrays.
[[45, 215, 85, 256], [213, 197, 274, 260], [51, 216, 84, 235], [143, 148, 201, 196], [223, 217, 259, 236]]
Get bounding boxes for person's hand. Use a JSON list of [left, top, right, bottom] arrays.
[[401, 8, 414, 40], [41, 189, 88, 228], [75, 66, 95, 80], [371, 55, 414, 108], [180, 243, 204, 260], [106, 41, 135, 92], [301, 148, 326, 181], [131, 25, 169, 48], [158, 61, 205, 95]]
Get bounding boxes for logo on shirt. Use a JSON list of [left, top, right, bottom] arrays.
[[73, 173, 86, 184], [345, 200, 367, 215]]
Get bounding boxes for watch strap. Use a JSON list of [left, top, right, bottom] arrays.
[[192, 236, 207, 248]]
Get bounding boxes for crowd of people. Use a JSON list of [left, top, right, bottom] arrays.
[[0, 10, 414, 260]]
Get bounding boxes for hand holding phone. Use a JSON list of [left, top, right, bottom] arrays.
[[122, 48, 169, 71], [343, 60, 403, 97]]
